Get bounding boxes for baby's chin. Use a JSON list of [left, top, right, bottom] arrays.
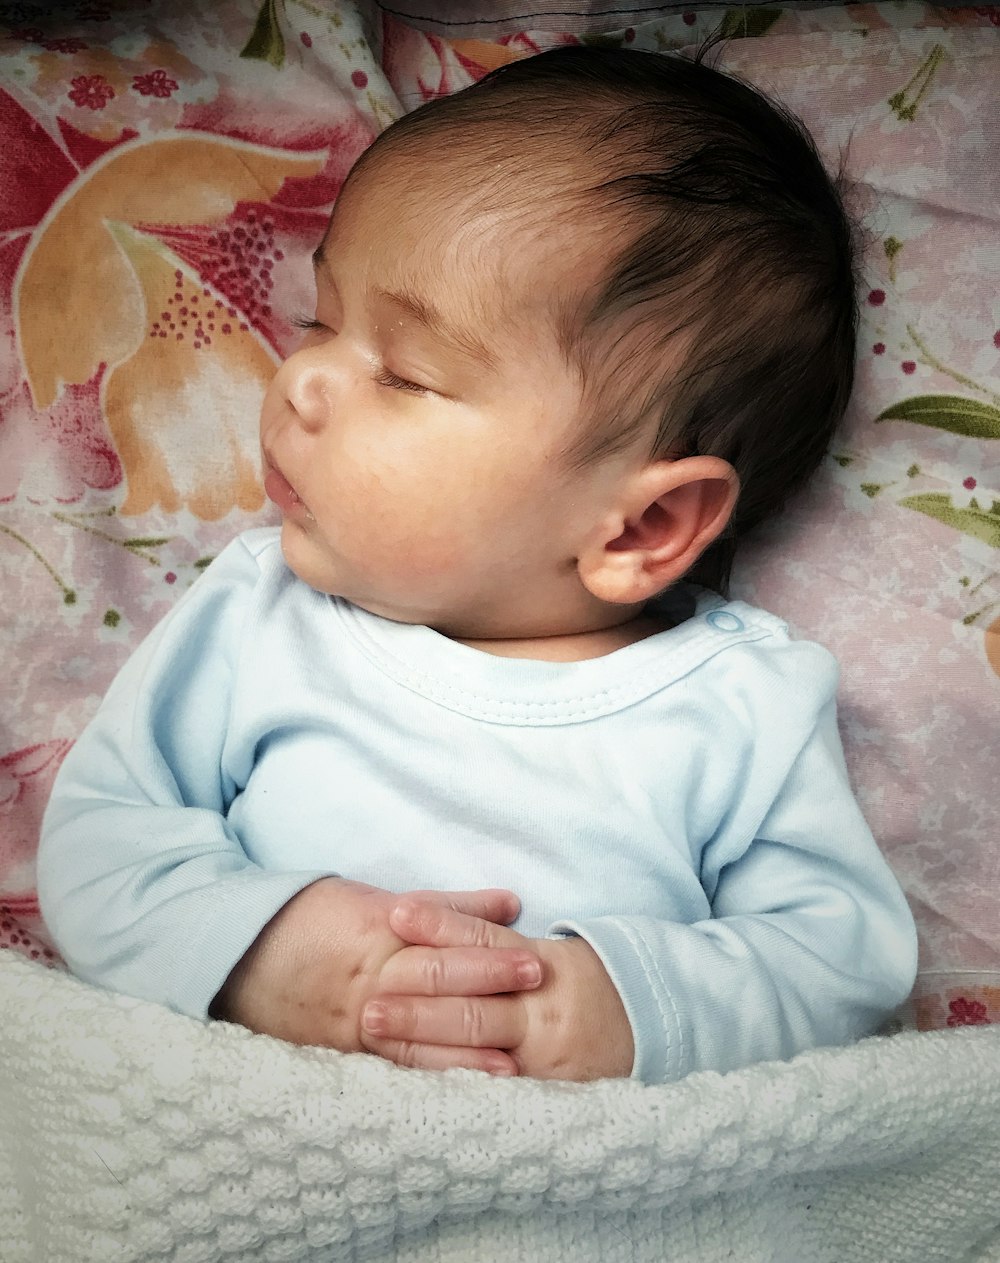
[[276, 532, 426, 624]]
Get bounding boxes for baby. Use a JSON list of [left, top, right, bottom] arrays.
[[38, 44, 917, 1084]]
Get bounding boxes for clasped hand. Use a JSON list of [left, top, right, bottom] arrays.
[[211, 877, 633, 1081]]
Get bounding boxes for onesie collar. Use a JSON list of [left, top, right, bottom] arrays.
[[330, 586, 783, 726]]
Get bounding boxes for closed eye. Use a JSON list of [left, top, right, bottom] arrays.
[[291, 315, 327, 333], [290, 314, 430, 394], [372, 368, 428, 395]]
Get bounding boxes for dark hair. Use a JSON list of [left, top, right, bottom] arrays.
[[354, 43, 860, 592]]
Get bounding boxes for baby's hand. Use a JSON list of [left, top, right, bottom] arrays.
[[360, 900, 634, 1082], [210, 878, 543, 1075]]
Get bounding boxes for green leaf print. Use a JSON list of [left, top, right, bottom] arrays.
[[875, 395, 1000, 440], [123, 537, 171, 550], [242, 0, 285, 68], [580, 32, 629, 48], [900, 494, 1000, 550], [717, 8, 783, 39], [887, 44, 945, 122]]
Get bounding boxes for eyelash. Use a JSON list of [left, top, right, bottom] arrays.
[[290, 314, 427, 394], [291, 315, 325, 333], [372, 369, 427, 394]]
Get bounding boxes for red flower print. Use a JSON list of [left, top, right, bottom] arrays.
[[0, 895, 60, 964], [947, 997, 991, 1027], [381, 14, 475, 101], [132, 69, 179, 99], [41, 37, 89, 53], [0, 740, 70, 964], [68, 74, 115, 111], [868, 289, 886, 306]]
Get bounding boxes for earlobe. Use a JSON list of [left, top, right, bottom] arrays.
[[579, 456, 739, 605]]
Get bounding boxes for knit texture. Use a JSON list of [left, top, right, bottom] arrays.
[[2, 952, 998, 1262]]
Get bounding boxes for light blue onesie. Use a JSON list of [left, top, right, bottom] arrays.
[[38, 528, 917, 1084]]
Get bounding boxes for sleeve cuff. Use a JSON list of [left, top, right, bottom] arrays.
[[547, 916, 688, 1085], [172, 869, 333, 1020]]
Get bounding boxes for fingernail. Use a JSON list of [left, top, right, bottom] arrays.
[[362, 1002, 387, 1034], [516, 962, 542, 987], [488, 1062, 516, 1077]]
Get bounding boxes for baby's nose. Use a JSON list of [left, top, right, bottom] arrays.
[[280, 354, 334, 432]]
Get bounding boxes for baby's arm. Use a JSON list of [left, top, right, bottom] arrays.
[[553, 689, 919, 1083], [37, 537, 324, 1020], [37, 536, 539, 1069]]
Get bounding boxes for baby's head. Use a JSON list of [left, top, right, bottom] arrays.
[[260, 45, 858, 640]]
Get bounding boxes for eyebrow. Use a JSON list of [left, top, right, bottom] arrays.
[[312, 242, 498, 370]]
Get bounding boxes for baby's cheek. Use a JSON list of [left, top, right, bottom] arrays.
[[376, 533, 468, 592], [362, 492, 469, 577]]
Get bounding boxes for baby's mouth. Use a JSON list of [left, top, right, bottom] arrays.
[[263, 459, 315, 521]]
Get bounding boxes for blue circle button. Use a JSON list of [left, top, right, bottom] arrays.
[[706, 610, 744, 633]]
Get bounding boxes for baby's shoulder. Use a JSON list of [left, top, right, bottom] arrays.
[[197, 526, 287, 591], [658, 584, 840, 706], [226, 525, 283, 567], [177, 527, 298, 629]]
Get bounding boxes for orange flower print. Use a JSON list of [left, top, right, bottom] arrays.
[[987, 617, 1000, 678], [914, 986, 1000, 1031], [15, 133, 327, 519]]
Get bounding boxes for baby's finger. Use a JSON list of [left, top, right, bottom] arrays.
[[365, 1038, 519, 1077], [362, 994, 526, 1050], [406, 887, 521, 926], [381, 945, 542, 996], [390, 899, 526, 950]]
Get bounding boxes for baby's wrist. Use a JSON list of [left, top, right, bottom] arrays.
[[537, 935, 634, 1080]]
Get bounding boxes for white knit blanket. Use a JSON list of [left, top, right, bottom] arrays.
[[2, 953, 999, 1262]]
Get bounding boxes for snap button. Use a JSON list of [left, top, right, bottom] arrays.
[[706, 610, 744, 633]]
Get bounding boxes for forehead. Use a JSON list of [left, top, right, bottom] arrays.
[[322, 146, 603, 347]]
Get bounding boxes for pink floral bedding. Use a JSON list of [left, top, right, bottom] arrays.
[[1, 0, 998, 1034]]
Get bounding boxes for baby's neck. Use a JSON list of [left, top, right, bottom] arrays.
[[454, 610, 673, 662]]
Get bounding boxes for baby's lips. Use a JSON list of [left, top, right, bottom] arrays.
[[264, 466, 309, 518], [264, 466, 295, 505]]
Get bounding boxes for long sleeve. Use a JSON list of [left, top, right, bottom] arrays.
[[551, 667, 918, 1085], [37, 535, 330, 1018]]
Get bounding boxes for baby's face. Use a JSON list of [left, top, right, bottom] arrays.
[[259, 154, 632, 636]]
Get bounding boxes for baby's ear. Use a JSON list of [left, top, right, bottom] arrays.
[[578, 456, 738, 605]]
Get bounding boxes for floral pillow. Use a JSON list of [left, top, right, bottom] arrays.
[[714, 6, 1000, 1031], [1, 0, 395, 953], [2, 0, 998, 1036]]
